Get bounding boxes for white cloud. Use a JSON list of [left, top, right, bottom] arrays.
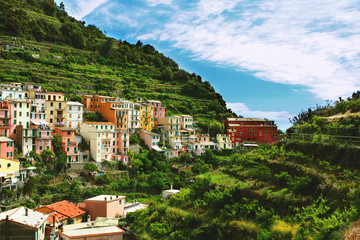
[[139, 0, 360, 100], [58, 0, 108, 19], [227, 102, 292, 130], [146, 0, 173, 7]]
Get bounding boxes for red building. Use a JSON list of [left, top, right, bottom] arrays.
[[226, 118, 278, 147]]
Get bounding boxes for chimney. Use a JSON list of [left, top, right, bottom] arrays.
[[171, 185, 173, 190], [53, 216, 56, 228], [132, 200, 134, 204], [116, 195, 119, 198], [25, 208, 28, 216], [91, 222, 95, 228], [104, 197, 107, 201], [110, 196, 112, 200], [73, 218, 76, 224], [87, 215, 91, 223]]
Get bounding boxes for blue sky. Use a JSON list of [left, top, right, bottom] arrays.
[[55, 0, 360, 130]]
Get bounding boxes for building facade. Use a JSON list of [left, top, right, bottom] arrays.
[[226, 118, 278, 146]]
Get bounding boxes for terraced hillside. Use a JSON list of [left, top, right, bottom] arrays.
[[0, 0, 233, 125]]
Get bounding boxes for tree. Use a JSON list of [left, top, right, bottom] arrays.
[[42, 0, 57, 16], [40, 149, 55, 163], [84, 162, 98, 171], [23, 176, 36, 198]]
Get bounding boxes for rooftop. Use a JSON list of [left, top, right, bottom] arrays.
[[85, 195, 126, 202], [227, 118, 272, 122], [44, 200, 86, 218], [0, 136, 13, 142], [0, 207, 49, 229], [60, 226, 124, 238], [67, 101, 83, 106]]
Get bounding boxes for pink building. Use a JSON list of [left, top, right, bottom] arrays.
[[30, 92, 46, 121], [138, 130, 162, 151], [0, 137, 14, 159], [55, 127, 80, 162], [83, 195, 126, 221], [146, 100, 165, 128], [0, 101, 11, 137]]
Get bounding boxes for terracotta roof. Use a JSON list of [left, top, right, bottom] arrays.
[[84, 122, 114, 125], [46, 211, 68, 224], [45, 200, 86, 218]]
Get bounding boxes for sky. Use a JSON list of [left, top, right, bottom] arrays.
[[55, 0, 360, 130]]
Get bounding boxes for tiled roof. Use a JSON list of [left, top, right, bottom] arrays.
[[46, 211, 68, 224], [0, 207, 48, 229], [45, 200, 86, 218]]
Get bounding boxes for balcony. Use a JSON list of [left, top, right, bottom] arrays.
[[66, 142, 77, 146], [0, 123, 10, 128], [56, 115, 64, 119]]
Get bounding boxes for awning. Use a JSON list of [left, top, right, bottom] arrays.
[[152, 146, 165, 152], [31, 119, 49, 125]]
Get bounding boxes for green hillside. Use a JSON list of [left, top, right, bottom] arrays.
[[0, 0, 233, 125], [288, 91, 360, 136]]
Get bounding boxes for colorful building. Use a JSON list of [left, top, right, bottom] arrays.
[[179, 115, 193, 129], [80, 122, 129, 162], [0, 137, 14, 160], [99, 100, 130, 131], [35, 200, 86, 225], [146, 100, 165, 128], [54, 127, 80, 163], [0, 157, 20, 185], [226, 118, 278, 146], [45, 92, 67, 129], [16, 120, 52, 155], [82, 95, 115, 112], [136, 103, 154, 132], [138, 130, 162, 151], [83, 195, 126, 221], [216, 134, 233, 149]]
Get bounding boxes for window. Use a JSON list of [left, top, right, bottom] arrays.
[[50, 110, 53, 115], [67, 131, 71, 135], [50, 102, 53, 107]]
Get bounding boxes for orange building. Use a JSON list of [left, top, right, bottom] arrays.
[[99, 101, 129, 131], [54, 127, 80, 162], [82, 95, 115, 112]]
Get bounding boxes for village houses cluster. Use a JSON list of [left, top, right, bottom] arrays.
[[0, 82, 277, 188], [0, 82, 278, 239]]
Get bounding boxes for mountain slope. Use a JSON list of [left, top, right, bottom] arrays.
[[0, 0, 234, 124]]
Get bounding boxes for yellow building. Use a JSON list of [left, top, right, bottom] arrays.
[[45, 92, 67, 129], [0, 158, 20, 185], [216, 134, 233, 149], [136, 103, 154, 132]]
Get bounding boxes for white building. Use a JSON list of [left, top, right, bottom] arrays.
[[80, 122, 122, 162], [66, 101, 84, 130]]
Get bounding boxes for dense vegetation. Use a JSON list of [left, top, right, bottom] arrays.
[[0, 0, 233, 124], [288, 91, 360, 136], [127, 144, 360, 239]]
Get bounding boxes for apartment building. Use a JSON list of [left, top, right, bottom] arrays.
[[80, 122, 129, 162], [82, 95, 115, 112], [146, 100, 165, 128], [226, 118, 278, 146], [179, 115, 193, 129], [136, 103, 154, 132], [54, 127, 80, 163], [45, 92, 67, 129], [216, 134, 233, 149], [0, 137, 14, 160], [99, 100, 130, 131], [66, 101, 83, 129]]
